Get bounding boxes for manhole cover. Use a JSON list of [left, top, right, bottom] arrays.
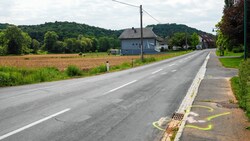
[[172, 113, 184, 121]]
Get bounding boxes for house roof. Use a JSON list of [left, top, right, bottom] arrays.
[[119, 27, 158, 39]]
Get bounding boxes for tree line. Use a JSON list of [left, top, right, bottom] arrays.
[[0, 26, 120, 55], [217, 0, 250, 55]]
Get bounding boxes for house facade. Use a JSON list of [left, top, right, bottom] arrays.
[[119, 27, 162, 55], [196, 34, 216, 49]]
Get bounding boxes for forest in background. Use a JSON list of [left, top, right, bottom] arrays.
[[0, 21, 211, 55]]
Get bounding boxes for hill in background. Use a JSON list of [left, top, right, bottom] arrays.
[[147, 23, 210, 38], [0, 22, 212, 42]]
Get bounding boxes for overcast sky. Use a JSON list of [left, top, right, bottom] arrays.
[[0, 0, 224, 34]]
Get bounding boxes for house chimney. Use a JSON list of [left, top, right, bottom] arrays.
[[132, 27, 136, 33]]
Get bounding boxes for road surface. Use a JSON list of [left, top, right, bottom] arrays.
[[0, 50, 210, 141]]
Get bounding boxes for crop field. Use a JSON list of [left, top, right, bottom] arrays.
[[0, 51, 190, 71], [0, 53, 140, 70]]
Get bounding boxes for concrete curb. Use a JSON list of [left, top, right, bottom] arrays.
[[174, 53, 210, 141]]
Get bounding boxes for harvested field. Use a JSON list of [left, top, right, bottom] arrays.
[[0, 52, 189, 71], [0, 54, 140, 70]]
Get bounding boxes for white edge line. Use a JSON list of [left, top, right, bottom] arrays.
[[0, 108, 71, 140], [174, 53, 210, 141], [151, 69, 163, 74], [104, 80, 137, 94]]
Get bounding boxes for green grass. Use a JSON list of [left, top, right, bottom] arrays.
[[0, 66, 68, 87], [219, 57, 243, 68], [216, 50, 244, 57]]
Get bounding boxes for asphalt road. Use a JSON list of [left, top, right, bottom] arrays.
[[0, 50, 210, 141]]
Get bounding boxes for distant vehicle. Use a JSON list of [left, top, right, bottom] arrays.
[[172, 46, 182, 51], [196, 45, 202, 50]]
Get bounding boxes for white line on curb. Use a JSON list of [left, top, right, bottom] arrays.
[[152, 69, 163, 74], [0, 108, 71, 140], [174, 53, 210, 141]]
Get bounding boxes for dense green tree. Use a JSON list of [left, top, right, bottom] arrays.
[[31, 39, 40, 54], [190, 33, 200, 47], [169, 32, 191, 48], [55, 41, 66, 53], [5, 26, 25, 55], [22, 32, 32, 54], [218, 0, 244, 46], [0, 31, 7, 55], [98, 37, 110, 52], [44, 31, 59, 53]]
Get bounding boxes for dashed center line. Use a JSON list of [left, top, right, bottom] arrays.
[[171, 70, 177, 72], [152, 69, 163, 74], [0, 108, 71, 140], [104, 80, 137, 94], [169, 64, 175, 67]]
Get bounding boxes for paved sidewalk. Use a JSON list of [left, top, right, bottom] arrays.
[[180, 51, 250, 141]]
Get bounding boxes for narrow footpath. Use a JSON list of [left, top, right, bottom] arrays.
[[180, 51, 250, 141]]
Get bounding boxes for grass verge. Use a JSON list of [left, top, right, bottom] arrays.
[[219, 57, 243, 68], [230, 60, 250, 119], [216, 50, 243, 57]]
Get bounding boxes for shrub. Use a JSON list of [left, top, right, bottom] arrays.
[[232, 45, 244, 53], [234, 60, 250, 119], [66, 65, 82, 77], [89, 65, 107, 74]]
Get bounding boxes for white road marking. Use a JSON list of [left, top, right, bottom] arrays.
[[161, 72, 168, 75], [104, 80, 137, 94], [152, 69, 163, 74], [171, 70, 177, 72], [0, 108, 70, 140], [168, 64, 175, 67]]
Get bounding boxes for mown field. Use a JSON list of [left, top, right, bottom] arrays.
[[0, 53, 139, 71], [0, 52, 189, 70]]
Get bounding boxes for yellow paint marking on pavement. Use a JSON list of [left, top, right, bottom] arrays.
[[186, 105, 214, 113], [185, 124, 213, 131], [152, 122, 165, 131], [206, 112, 231, 121]]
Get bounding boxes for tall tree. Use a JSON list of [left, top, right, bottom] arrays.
[[218, 0, 244, 49], [31, 39, 40, 54], [44, 31, 58, 53], [169, 32, 191, 48], [0, 31, 7, 55], [4, 26, 24, 55], [190, 33, 200, 47]]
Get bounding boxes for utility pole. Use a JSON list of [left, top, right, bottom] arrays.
[[185, 29, 188, 50], [112, 0, 144, 61], [140, 5, 144, 61], [244, 0, 248, 60]]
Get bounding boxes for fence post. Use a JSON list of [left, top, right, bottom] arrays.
[[106, 61, 110, 72]]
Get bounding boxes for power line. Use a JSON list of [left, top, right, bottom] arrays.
[[142, 9, 161, 24], [112, 0, 139, 8]]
